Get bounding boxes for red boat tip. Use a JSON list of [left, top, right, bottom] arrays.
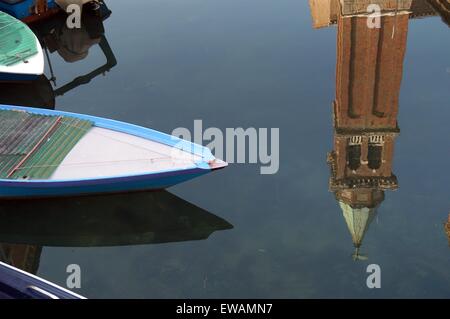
[[208, 159, 228, 170]]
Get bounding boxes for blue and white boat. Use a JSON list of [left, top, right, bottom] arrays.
[[0, 11, 44, 81], [0, 261, 84, 299], [0, 104, 227, 199]]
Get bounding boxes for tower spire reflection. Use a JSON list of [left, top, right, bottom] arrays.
[[329, 1, 405, 259]]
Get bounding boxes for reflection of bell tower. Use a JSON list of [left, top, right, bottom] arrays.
[[309, 0, 416, 259], [330, 4, 410, 259], [0, 244, 42, 275]]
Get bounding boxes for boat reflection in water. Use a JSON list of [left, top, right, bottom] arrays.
[[0, 1, 116, 109], [0, 191, 233, 275], [0, 75, 54, 109], [309, 0, 449, 259]]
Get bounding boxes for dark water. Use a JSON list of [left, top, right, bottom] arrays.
[[1, 0, 450, 298]]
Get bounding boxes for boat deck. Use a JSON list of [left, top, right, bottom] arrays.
[[0, 110, 93, 180], [0, 12, 38, 67]]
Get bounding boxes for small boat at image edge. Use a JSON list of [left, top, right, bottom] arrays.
[[0, 11, 44, 81], [0, 104, 227, 198], [0, 261, 84, 299]]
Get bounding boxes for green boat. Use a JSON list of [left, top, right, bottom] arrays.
[[0, 11, 44, 81]]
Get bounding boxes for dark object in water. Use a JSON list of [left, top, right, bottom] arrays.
[[0, 75, 55, 109]]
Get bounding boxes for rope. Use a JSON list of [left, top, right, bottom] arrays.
[[13, 157, 195, 171]]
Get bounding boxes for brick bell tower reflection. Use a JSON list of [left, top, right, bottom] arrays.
[[309, 0, 416, 260], [329, 4, 411, 260]]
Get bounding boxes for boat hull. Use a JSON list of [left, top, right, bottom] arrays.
[[0, 168, 209, 199]]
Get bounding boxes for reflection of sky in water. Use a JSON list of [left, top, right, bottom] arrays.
[[2, 0, 450, 298]]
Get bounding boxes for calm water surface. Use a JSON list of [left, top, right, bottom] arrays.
[[1, 0, 449, 298]]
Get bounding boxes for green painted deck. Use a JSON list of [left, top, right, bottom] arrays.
[[0, 110, 93, 180], [0, 12, 38, 66]]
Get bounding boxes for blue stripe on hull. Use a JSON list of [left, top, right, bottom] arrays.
[[0, 168, 209, 199]]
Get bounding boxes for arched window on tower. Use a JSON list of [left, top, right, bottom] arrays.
[[368, 145, 382, 170], [368, 135, 383, 170], [347, 144, 361, 170]]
